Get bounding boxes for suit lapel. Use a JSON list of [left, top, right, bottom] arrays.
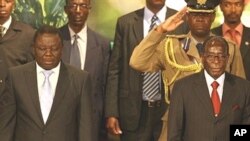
[[240, 26, 250, 59], [24, 62, 44, 126], [46, 63, 69, 124], [61, 25, 72, 63], [132, 8, 144, 43], [217, 73, 235, 119], [194, 71, 215, 117], [1, 19, 19, 42], [84, 28, 98, 71]]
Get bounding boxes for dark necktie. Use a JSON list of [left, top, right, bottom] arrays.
[[142, 15, 161, 101], [196, 43, 203, 55], [211, 81, 220, 117], [70, 34, 81, 69]]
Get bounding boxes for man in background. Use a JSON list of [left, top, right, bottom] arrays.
[[59, 0, 110, 140], [168, 36, 250, 141], [105, 0, 188, 140], [0, 0, 35, 98], [212, 0, 250, 80]]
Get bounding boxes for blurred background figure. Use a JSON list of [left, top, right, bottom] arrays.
[[0, 0, 35, 110], [212, 0, 250, 81], [59, 0, 110, 141]]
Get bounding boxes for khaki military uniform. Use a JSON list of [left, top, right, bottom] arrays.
[[130, 30, 246, 141]]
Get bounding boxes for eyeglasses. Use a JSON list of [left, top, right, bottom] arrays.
[[67, 3, 91, 10], [204, 53, 228, 61]]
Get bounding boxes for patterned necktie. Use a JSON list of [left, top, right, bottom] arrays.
[[149, 15, 158, 31], [211, 81, 220, 117], [70, 34, 81, 69], [40, 70, 54, 123], [0, 25, 5, 37], [142, 15, 161, 101]]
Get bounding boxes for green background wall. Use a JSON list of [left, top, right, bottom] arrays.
[[13, 0, 250, 40]]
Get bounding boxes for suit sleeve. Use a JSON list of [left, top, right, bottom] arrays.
[[79, 73, 93, 141], [167, 80, 185, 141], [0, 71, 16, 141], [101, 38, 111, 100], [105, 18, 122, 118], [242, 83, 250, 124]]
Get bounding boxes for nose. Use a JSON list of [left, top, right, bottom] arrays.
[[44, 49, 53, 56], [75, 5, 81, 13]]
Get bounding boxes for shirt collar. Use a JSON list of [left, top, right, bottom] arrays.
[[144, 6, 167, 24], [204, 70, 225, 87], [36, 62, 61, 74], [222, 23, 243, 35], [68, 24, 87, 40], [1, 16, 12, 30]]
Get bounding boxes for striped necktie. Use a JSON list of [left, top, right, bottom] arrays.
[[142, 15, 161, 101], [149, 15, 158, 31]]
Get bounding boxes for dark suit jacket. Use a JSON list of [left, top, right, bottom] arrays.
[[105, 7, 189, 131], [212, 25, 250, 81], [168, 71, 250, 141], [0, 18, 35, 96], [2, 61, 93, 141], [59, 25, 110, 140]]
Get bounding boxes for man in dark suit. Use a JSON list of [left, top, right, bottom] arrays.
[[0, 0, 35, 97], [105, 0, 188, 141], [211, 0, 250, 80], [168, 36, 250, 141], [0, 25, 93, 141], [59, 0, 110, 140]]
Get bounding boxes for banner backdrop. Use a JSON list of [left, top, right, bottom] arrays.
[[13, 0, 250, 39]]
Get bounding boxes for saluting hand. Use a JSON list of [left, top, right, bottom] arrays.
[[156, 7, 187, 33]]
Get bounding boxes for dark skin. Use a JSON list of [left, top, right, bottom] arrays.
[[146, 0, 166, 14], [202, 42, 229, 79], [186, 12, 215, 42], [220, 0, 244, 29], [64, 0, 91, 33], [0, 0, 14, 25], [33, 33, 63, 70], [156, 7, 215, 42]]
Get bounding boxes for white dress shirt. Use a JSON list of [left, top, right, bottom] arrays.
[[36, 62, 60, 105], [1, 16, 12, 36], [143, 6, 167, 37]]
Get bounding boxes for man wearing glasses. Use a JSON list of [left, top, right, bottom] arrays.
[[168, 36, 250, 141], [59, 0, 111, 141], [129, 0, 245, 140]]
